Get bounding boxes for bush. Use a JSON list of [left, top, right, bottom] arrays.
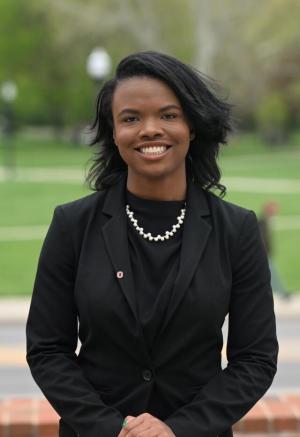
[[255, 94, 289, 145]]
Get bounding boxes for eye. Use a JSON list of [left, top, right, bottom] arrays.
[[162, 113, 177, 120], [122, 116, 138, 123]]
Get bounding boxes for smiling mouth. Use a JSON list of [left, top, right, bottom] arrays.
[[136, 145, 171, 155]]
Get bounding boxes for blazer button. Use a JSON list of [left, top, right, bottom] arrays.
[[142, 369, 153, 382]]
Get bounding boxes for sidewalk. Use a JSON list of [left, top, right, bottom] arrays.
[[0, 294, 300, 323]]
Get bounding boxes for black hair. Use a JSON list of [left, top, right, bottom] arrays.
[[87, 51, 232, 196]]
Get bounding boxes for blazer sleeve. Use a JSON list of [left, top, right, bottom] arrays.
[[165, 210, 278, 437], [26, 206, 123, 437]]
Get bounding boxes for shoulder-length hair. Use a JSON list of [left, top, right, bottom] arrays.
[[87, 51, 232, 196]]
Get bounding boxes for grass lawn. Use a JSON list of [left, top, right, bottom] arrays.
[[221, 139, 300, 292], [0, 181, 89, 227], [0, 240, 42, 296], [0, 137, 91, 167], [0, 133, 299, 295]]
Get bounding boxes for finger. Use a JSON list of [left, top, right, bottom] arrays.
[[118, 415, 145, 436], [118, 416, 135, 437], [124, 423, 153, 437], [134, 430, 157, 437], [121, 413, 155, 435]]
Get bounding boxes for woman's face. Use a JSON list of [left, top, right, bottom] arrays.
[[112, 76, 193, 183]]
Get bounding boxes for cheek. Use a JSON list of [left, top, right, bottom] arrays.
[[114, 127, 133, 148], [176, 126, 192, 150], [173, 123, 191, 141]]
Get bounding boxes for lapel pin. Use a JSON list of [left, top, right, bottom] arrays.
[[116, 271, 124, 279]]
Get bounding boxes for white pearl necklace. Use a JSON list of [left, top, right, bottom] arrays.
[[126, 203, 186, 242]]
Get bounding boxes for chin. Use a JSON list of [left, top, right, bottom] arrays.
[[137, 169, 173, 181]]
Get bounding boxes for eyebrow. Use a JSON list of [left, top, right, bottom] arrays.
[[117, 104, 182, 118]]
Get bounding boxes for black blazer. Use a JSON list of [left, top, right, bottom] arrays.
[[26, 174, 278, 437]]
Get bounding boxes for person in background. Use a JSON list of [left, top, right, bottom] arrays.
[[258, 201, 289, 298], [26, 51, 278, 437]]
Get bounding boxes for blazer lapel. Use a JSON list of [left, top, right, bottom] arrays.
[[101, 174, 138, 322], [159, 180, 212, 334], [101, 174, 152, 363]]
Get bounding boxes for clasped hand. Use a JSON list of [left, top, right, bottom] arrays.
[[118, 413, 175, 437]]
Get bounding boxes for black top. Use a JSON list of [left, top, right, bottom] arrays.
[[126, 189, 186, 349]]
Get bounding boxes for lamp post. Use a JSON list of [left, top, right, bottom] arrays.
[[82, 48, 111, 145], [86, 47, 111, 84], [1, 81, 18, 177]]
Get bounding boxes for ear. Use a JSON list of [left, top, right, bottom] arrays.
[[113, 129, 118, 147], [190, 129, 195, 141]]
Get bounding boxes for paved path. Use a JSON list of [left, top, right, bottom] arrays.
[[0, 294, 300, 399], [1, 301, 299, 397], [0, 166, 85, 183], [0, 214, 299, 242], [1, 166, 300, 193], [224, 177, 300, 194]]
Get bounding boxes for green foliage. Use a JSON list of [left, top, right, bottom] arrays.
[[0, 0, 95, 126], [0, 0, 196, 128], [286, 80, 300, 124], [1, 0, 300, 131], [0, 1, 55, 123], [255, 94, 289, 145]]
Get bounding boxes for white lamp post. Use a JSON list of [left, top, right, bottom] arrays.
[[79, 49, 111, 145], [1, 81, 18, 104], [1, 80, 18, 176], [86, 48, 111, 82]]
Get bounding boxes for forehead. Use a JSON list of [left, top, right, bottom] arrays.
[[112, 76, 181, 109]]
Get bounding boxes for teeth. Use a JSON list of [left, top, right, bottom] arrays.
[[140, 146, 167, 154]]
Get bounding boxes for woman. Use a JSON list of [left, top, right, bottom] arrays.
[[26, 51, 278, 437]]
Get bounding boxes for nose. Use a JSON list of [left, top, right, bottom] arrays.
[[139, 118, 163, 139]]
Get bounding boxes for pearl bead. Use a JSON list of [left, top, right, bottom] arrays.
[[126, 202, 186, 242]]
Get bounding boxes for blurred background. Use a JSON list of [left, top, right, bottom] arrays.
[[0, 0, 299, 405]]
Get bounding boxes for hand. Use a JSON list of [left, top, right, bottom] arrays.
[[118, 413, 176, 436]]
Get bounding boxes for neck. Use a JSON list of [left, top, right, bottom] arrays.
[[126, 172, 187, 201]]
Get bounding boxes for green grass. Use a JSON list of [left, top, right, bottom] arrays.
[[273, 230, 300, 293], [0, 133, 299, 296], [220, 137, 300, 292], [220, 150, 300, 179], [0, 240, 42, 296], [0, 137, 91, 167], [0, 182, 90, 226], [223, 192, 300, 217], [223, 192, 300, 293]]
